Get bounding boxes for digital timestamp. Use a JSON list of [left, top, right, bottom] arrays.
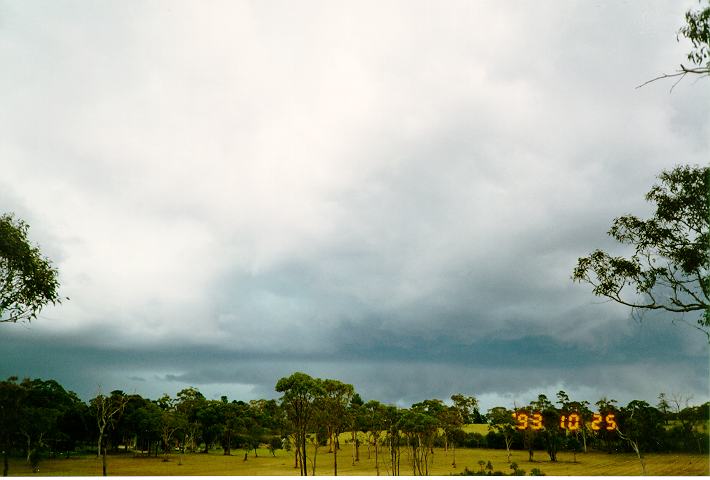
[[512, 412, 617, 431]]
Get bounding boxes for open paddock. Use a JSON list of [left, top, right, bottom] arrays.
[[6, 447, 709, 476]]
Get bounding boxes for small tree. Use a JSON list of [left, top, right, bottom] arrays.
[[487, 407, 515, 463], [90, 390, 128, 476], [0, 214, 61, 324]]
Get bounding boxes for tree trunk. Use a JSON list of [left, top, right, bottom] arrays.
[[102, 441, 107, 476], [630, 440, 646, 475], [3, 448, 9, 477], [504, 436, 512, 463], [302, 431, 308, 476], [333, 435, 338, 476], [374, 436, 379, 476]]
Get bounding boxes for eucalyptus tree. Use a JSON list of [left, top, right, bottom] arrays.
[[381, 405, 402, 476], [90, 390, 128, 476], [348, 392, 364, 465], [451, 394, 481, 424], [196, 400, 224, 453], [530, 394, 562, 462], [593, 397, 620, 453], [362, 400, 386, 475], [639, 0, 710, 88], [401, 402, 441, 476], [487, 407, 515, 463], [156, 394, 187, 462], [439, 405, 464, 468], [616, 400, 664, 475], [176, 387, 205, 453], [320, 378, 354, 476], [573, 165, 710, 339], [0, 214, 61, 324], [556, 390, 592, 454], [275, 372, 324, 476]]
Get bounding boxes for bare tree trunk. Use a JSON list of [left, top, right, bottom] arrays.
[[629, 440, 646, 475]]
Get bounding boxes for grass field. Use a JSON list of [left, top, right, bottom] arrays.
[[6, 447, 709, 476]]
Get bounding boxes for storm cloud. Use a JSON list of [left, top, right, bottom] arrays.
[[0, 0, 707, 412]]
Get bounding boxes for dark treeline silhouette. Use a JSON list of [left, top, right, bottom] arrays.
[[0, 373, 707, 476]]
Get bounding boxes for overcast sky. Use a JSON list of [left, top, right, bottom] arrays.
[[1, 0, 708, 412]]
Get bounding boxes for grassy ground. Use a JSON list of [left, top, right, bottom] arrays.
[[6, 447, 709, 476]]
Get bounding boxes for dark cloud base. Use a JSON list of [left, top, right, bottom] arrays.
[[2, 315, 706, 411]]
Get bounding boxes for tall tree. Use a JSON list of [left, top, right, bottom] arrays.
[[275, 372, 323, 476], [362, 400, 385, 475], [573, 165, 710, 338], [320, 379, 354, 476], [0, 213, 61, 323]]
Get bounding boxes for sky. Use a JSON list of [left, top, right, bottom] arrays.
[[1, 0, 708, 413]]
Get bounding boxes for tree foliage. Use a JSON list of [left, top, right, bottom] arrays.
[[0, 214, 61, 324], [639, 0, 709, 88], [573, 165, 709, 338]]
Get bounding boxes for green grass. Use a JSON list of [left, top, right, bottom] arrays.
[[7, 447, 709, 476], [462, 423, 491, 435]]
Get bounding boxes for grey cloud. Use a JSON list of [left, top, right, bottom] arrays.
[[0, 1, 707, 412]]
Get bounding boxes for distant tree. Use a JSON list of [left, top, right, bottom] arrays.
[[196, 400, 224, 454], [275, 372, 323, 476], [530, 395, 562, 462], [639, 0, 709, 89], [319, 379, 354, 476], [156, 395, 186, 462], [487, 407, 516, 463], [0, 377, 23, 476], [90, 390, 128, 476], [176, 387, 206, 453], [573, 165, 710, 339], [657, 393, 671, 425], [399, 406, 438, 476], [0, 213, 61, 324], [592, 397, 620, 453], [557, 390, 592, 454], [616, 400, 665, 475], [439, 406, 465, 468], [362, 400, 385, 475], [348, 392, 364, 466], [451, 394, 482, 424], [382, 405, 403, 476]]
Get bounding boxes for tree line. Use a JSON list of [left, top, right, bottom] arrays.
[[0, 372, 707, 476]]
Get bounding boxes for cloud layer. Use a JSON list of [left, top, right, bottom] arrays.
[[1, 0, 707, 411]]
